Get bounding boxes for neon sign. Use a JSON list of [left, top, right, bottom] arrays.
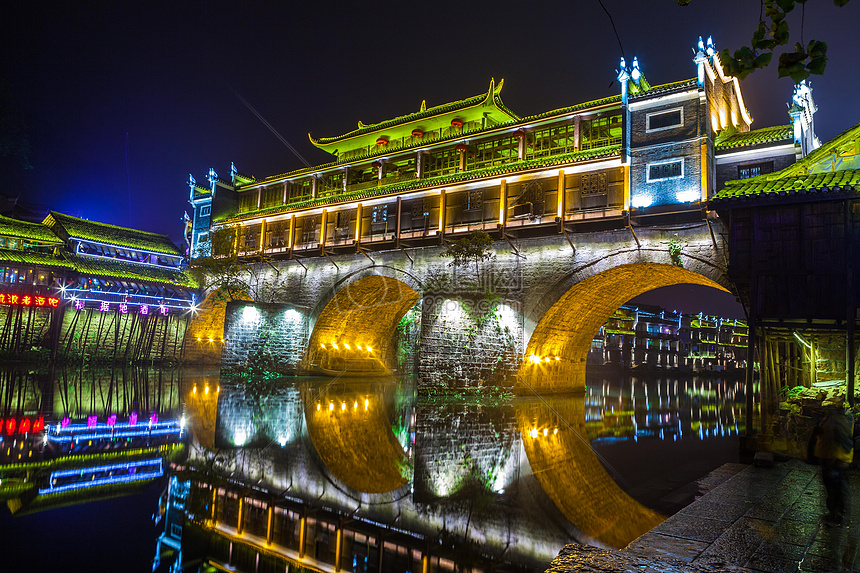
[[0, 416, 45, 435], [0, 294, 59, 307]]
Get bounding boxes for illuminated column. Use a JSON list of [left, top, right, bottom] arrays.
[[257, 188, 262, 210], [439, 189, 447, 241], [700, 142, 708, 202], [343, 166, 349, 192], [237, 496, 245, 534], [395, 197, 402, 247], [211, 487, 217, 522], [623, 165, 630, 211], [266, 506, 274, 545], [320, 210, 328, 248], [416, 151, 424, 178], [556, 170, 565, 219], [499, 179, 507, 229], [574, 116, 581, 150], [334, 525, 343, 572], [288, 215, 295, 251], [298, 516, 307, 558], [259, 219, 267, 253], [422, 554, 429, 573], [355, 204, 363, 246], [282, 182, 288, 204], [312, 176, 317, 199]]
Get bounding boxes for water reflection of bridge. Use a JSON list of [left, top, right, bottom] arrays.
[[160, 373, 744, 573]]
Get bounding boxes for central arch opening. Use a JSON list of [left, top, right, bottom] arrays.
[[306, 275, 421, 375]]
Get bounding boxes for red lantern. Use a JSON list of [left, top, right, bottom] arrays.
[[451, 119, 464, 129], [455, 143, 468, 153], [411, 129, 424, 138], [32, 416, 45, 433], [5, 418, 15, 435], [376, 137, 388, 146], [371, 161, 382, 169], [512, 129, 525, 139], [19, 418, 30, 434]]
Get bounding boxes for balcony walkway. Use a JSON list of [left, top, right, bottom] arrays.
[[547, 459, 860, 572]]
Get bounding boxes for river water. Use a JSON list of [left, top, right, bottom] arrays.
[[0, 368, 744, 573]]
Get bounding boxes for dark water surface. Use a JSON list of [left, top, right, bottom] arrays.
[[0, 368, 743, 573]]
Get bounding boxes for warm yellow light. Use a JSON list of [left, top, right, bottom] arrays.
[[193, 386, 197, 393], [317, 403, 321, 411], [528, 355, 542, 365], [366, 346, 372, 353], [344, 343, 351, 350], [553, 428, 558, 435], [544, 357, 551, 363], [197, 337, 201, 342], [320, 343, 326, 349], [209, 338, 214, 343], [341, 402, 346, 411], [356, 345, 362, 350], [329, 403, 334, 411], [353, 401, 358, 410], [332, 342, 339, 350], [554, 356, 560, 361], [217, 386, 220, 392], [543, 428, 548, 436], [530, 428, 538, 439], [364, 399, 369, 410], [204, 386, 210, 394]]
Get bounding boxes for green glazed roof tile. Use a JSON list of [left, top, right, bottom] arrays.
[[0, 216, 63, 244], [44, 212, 182, 256], [63, 254, 198, 288], [715, 125, 794, 150], [0, 248, 74, 270]]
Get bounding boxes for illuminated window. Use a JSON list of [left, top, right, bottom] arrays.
[[647, 160, 683, 182], [646, 108, 684, 132], [738, 161, 773, 179], [200, 205, 211, 217]]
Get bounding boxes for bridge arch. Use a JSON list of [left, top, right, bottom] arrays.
[[306, 266, 422, 373], [517, 260, 730, 394]]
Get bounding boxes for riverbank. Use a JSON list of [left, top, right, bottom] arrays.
[[547, 459, 859, 572]]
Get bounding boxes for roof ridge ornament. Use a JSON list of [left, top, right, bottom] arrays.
[[419, 100, 426, 112]]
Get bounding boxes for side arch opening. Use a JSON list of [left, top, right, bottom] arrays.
[[517, 262, 730, 395]]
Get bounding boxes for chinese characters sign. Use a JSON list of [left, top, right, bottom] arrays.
[[0, 294, 59, 307]]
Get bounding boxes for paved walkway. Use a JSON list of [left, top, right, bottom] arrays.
[[547, 459, 860, 572]]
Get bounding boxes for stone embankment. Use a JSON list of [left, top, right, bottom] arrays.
[[547, 460, 859, 572]]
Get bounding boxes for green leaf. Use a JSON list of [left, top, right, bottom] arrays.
[[753, 52, 774, 68], [775, 0, 796, 12], [807, 57, 828, 75], [834, 0, 851, 6]]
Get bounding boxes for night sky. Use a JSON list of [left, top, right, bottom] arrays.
[[3, 1, 859, 310]]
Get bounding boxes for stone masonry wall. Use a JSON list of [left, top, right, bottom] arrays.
[[221, 302, 309, 375]]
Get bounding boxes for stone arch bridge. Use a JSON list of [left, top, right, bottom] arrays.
[[197, 219, 730, 394]]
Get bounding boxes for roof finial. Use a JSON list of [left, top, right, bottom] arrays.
[[706, 36, 715, 57], [419, 99, 426, 112], [188, 174, 196, 188]]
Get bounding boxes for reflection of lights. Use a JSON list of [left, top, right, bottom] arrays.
[[528, 355, 542, 365], [284, 308, 301, 322], [366, 346, 372, 353], [341, 402, 346, 411], [320, 343, 326, 349], [553, 428, 558, 435], [353, 402, 358, 410], [543, 428, 548, 436], [344, 343, 351, 350], [204, 386, 209, 395], [193, 386, 197, 393], [329, 403, 334, 412], [316, 403, 321, 411], [332, 342, 339, 350], [530, 428, 538, 439], [364, 399, 369, 410], [180, 416, 186, 429]]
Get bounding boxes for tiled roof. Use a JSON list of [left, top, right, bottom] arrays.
[[221, 145, 621, 223], [44, 212, 182, 256], [712, 170, 860, 203], [0, 248, 74, 270], [715, 125, 794, 151], [0, 216, 63, 244], [712, 121, 860, 205], [63, 254, 198, 288], [309, 79, 519, 146]]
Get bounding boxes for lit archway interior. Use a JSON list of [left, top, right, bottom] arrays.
[[515, 396, 663, 548], [304, 383, 411, 494], [307, 275, 420, 374], [517, 263, 728, 395]]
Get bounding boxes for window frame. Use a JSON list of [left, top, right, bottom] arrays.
[[646, 159, 684, 183], [645, 107, 684, 133]]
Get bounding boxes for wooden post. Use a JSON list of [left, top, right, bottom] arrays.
[[355, 203, 362, 252], [320, 210, 328, 254], [556, 170, 565, 220], [498, 179, 507, 231], [395, 197, 402, 248]]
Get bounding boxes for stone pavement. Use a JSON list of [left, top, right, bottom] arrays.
[[547, 459, 860, 572]]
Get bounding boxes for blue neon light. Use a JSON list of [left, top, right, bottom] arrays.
[[47, 420, 183, 443], [40, 458, 163, 494]]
